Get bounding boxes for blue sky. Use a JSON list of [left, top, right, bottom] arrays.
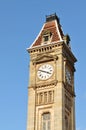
[[0, 0, 86, 130]]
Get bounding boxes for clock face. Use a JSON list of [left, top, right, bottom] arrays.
[[65, 68, 71, 84], [37, 64, 53, 80]]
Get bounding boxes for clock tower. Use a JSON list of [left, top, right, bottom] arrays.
[[26, 14, 77, 130]]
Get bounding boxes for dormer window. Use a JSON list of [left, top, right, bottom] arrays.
[[42, 30, 52, 44], [44, 35, 49, 42]]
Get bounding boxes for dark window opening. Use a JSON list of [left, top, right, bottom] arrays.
[[44, 36, 49, 42]]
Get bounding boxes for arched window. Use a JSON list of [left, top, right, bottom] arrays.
[[42, 113, 51, 130]]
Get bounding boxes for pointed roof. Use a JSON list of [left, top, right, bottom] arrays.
[[30, 14, 64, 48]]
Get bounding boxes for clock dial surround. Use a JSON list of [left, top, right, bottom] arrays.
[[37, 64, 53, 80]]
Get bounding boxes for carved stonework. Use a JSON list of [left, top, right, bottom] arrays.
[[31, 53, 58, 64], [36, 80, 58, 89]]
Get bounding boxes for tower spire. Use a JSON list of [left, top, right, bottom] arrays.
[[26, 13, 77, 130]]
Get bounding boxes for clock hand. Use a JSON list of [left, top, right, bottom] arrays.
[[38, 70, 51, 74]]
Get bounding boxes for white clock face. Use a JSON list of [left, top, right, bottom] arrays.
[[37, 64, 53, 80]]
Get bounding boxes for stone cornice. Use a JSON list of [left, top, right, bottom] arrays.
[[62, 43, 77, 63], [28, 80, 58, 89], [27, 41, 64, 53]]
